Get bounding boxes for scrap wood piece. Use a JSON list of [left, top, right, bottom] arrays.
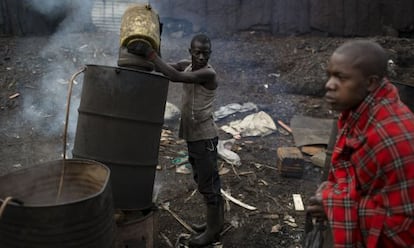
[[160, 203, 196, 234], [253, 162, 278, 171], [277, 120, 292, 133], [8, 93, 20, 99], [160, 232, 174, 248], [301, 145, 326, 156], [238, 171, 255, 176], [184, 189, 197, 203], [292, 194, 305, 211], [220, 189, 257, 211], [259, 179, 269, 186], [231, 163, 240, 180], [263, 164, 278, 170], [220, 225, 233, 236], [277, 147, 304, 178]]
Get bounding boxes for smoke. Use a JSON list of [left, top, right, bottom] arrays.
[[15, 0, 165, 162], [20, 0, 121, 158], [25, 0, 69, 17], [25, 0, 95, 33]]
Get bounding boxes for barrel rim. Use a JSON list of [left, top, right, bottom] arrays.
[[391, 79, 414, 88], [0, 158, 112, 208], [72, 151, 158, 167], [85, 64, 167, 79]]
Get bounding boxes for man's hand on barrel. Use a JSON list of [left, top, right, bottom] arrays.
[[127, 39, 157, 61]]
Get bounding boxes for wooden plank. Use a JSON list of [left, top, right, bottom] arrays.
[[292, 194, 304, 211]]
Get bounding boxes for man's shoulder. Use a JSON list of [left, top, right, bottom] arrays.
[[191, 64, 216, 75], [367, 103, 414, 141], [178, 59, 191, 64], [205, 64, 216, 74]]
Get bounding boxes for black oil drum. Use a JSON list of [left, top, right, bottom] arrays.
[[0, 159, 115, 248], [72, 65, 169, 210], [393, 81, 414, 112]]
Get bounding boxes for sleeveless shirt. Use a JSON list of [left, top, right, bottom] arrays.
[[178, 64, 218, 141]]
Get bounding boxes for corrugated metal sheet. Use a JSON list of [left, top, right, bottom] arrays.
[[91, 0, 139, 32]]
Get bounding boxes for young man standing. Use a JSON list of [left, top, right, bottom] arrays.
[[127, 34, 223, 247], [307, 40, 414, 247]]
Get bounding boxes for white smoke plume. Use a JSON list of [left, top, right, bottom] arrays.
[[8, 0, 162, 163], [20, 0, 121, 157]]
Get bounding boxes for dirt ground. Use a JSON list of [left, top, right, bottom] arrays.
[[0, 30, 413, 247]]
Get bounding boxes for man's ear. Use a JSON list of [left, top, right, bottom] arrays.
[[367, 75, 381, 92], [188, 48, 192, 55]]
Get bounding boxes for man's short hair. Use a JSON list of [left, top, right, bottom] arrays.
[[191, 34, 211, 48], [335, 40, 388, 78]]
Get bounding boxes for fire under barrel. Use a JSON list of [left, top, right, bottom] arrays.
[[72, 65, 169, 210]]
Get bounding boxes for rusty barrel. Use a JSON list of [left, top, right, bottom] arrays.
[[72, 65, 169, 210], [0, 159, 115, 248]]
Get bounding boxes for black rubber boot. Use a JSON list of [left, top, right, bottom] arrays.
[[191, 222, 207, 233], [189, 198, 224, 247]]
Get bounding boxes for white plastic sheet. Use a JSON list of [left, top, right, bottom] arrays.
[[217, 139, 241, 166], [214, 102, 258, 120], [164, 102, 181, 121], [220, 111, 277, 138]]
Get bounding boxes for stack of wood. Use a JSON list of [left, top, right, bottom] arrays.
[[277, 147, 304, 178]]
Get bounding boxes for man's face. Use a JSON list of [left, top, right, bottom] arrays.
[[324, 52, 370, 111], [189, 40, 211, 69]]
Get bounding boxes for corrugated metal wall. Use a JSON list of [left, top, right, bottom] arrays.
[[1, 0, 413, 36], [91, 0, 137, 32]]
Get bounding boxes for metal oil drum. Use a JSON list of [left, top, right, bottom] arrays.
[[0, 159, 115, 248], [393, 81, 414, 112], [115, 208, 159, 248], [72, 65, 169, 210], [119, 4, 161, 53]]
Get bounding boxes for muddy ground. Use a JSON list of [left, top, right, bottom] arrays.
[[0, 30, 413, 248]]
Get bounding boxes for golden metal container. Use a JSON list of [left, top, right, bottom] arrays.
[[120, 4, 161, 52]]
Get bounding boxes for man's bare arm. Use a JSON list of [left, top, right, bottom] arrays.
[[168, 59, 191, 71], [153, 56, 215, 84], [126, 39, 216, 88]]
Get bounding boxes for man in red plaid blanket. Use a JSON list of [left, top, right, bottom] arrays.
[[307, 40, 414, 247]]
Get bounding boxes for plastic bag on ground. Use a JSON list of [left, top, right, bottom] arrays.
[[217, 139, 241, 166], [220, 111, 277, 137], [214, 102, 258, 121]]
